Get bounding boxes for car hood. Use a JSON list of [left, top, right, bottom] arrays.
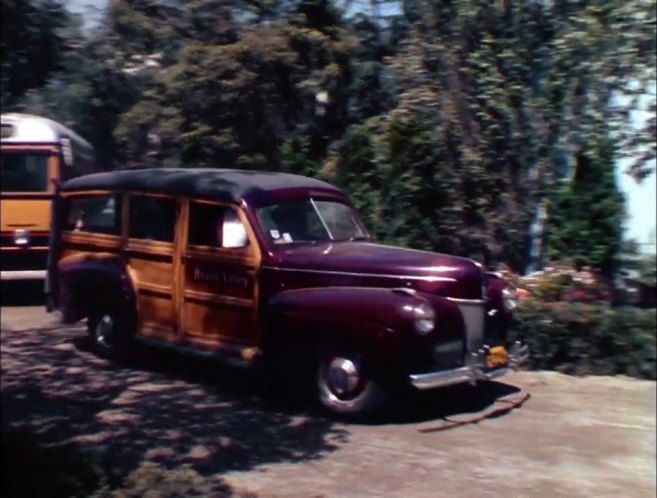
[[268, 242, 484, 299]]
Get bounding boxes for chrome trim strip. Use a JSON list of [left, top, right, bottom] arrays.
[[1, 270, 47, 280], [260, 266, 457, 282], [409, 341, 530, 390], [446, 297, 486, 304], [309, 197, 333, 238]]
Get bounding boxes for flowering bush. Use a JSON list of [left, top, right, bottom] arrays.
[[500, 261, 613, 304], [509, 299, 656, 380], [496, 260, 656, 379]]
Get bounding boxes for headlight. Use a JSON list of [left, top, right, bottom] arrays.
[[412, 302, 435, 335], [13, 229, 29, 246], [502, 287, 517, 312]]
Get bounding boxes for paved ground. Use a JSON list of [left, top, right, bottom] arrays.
[[1, 303, 655, 497]]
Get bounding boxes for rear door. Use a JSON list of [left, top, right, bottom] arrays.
[[125, 193, 180, 342]]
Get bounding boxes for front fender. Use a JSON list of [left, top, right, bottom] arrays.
[[264, 287, 439, 359], [58, 254, 136, 324]]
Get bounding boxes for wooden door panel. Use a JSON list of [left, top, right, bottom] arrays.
[[126, 242, 175, 340], [180, 201, 260, 348], [182, 257, 256, 344]]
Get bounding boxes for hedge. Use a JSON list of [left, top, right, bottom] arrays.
[[508, 299, 656, 380]]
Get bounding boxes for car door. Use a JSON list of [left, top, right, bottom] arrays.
[[180, 200, 260, 351], [125, 193, 179, 342]]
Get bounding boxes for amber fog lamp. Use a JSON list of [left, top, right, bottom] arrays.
[[13, 229, 30, 246]]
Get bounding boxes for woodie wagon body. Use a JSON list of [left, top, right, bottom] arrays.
[[47, 168, 528, 417]]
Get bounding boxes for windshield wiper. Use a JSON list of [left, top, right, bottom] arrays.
[[347, 236, 370, 242], [281, 240, 318, 245]]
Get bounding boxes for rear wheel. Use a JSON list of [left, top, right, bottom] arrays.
[[87, 309, 132, 361], [316, 350, 386, 419]]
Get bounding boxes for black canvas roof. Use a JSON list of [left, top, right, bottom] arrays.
[[61, 168, 342, 203]]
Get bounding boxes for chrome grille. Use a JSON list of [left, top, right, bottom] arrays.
[[453, 300, 486, 354]]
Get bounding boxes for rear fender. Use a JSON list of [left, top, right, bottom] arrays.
[[58, 254, 136, 324]]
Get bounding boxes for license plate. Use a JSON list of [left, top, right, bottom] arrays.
[[486, 346, 508, 369]]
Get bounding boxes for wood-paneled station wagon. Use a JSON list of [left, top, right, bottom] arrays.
[[47, 168, 529, 418]]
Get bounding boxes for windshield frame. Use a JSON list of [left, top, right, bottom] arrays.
[[254, 195, 371, 249]]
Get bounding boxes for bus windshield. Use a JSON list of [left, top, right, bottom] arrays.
[[1, 152, 49, 192]]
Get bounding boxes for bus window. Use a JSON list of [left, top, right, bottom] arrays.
[[1, 152, 49, 192]]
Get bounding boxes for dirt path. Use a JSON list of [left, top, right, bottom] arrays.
[[2, 306, 655, 497]]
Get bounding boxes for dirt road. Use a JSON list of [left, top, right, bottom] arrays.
[[1, 305, 655, 497]]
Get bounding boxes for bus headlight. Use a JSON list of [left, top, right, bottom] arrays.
[[412, 302, 435, 335], [502, 287, 517, 312], [13, 229, 29, 246]]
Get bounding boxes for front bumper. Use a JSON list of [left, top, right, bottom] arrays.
[[409, 341, 530, 390], [1, 247, 48, 281], [1, 269, 47, 281]]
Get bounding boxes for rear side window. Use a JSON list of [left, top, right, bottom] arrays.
[[129, 195, 176, 243], [188, 202, 248, 249], [63, 195, 120, 235]]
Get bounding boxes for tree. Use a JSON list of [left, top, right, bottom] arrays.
[[1, 0, 75, 106], [546, 134, 625, 275]]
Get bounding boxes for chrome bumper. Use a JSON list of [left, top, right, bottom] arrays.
[[409, 341, 530, 390], [1, 270, 47, 281]]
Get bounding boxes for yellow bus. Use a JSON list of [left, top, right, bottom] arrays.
[[1, 113, 95, 283]]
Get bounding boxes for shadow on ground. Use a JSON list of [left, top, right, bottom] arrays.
[[378, 380, 524, 426], [1, 329, 347, 497], [1, 326, 525, 496]]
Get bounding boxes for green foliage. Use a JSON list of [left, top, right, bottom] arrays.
[[280, 134, 322, 177], [546, 135, 625, 275], [510, 300, 656, 380], [0, 0, 76, 106], [4, 0, 654, 274]]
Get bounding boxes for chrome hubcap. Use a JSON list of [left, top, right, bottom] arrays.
[[95, 314, 114, 350], [325, 357, 361, 398]]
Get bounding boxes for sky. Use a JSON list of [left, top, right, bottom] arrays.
[[65, 0, 656, 252]]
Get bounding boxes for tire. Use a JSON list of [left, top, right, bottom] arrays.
[[316, 349, 386, 419], [87, 308, 133, 361]]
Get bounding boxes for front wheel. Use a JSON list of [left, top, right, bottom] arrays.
[[317, 351, 386, 419]]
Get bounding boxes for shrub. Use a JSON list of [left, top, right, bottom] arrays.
[[509, 299, 656, 380], [513, 261, 613, 304]]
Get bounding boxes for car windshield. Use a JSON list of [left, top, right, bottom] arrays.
[[257, 199, 369, 245]]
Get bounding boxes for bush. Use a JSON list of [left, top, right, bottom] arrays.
[[511, 261, 612, 304], [509, 299, 656, 380]]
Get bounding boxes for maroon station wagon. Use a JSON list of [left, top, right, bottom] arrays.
[[46, 168, 529, 418]]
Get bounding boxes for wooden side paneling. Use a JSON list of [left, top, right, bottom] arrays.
[[180, 202, 262, 348], [125, 239, 175, 340]]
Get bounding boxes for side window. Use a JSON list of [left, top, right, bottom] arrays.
[[129, 195, 176, 243], [63, 195, 120, 235], [188, 202, 248, 249]]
